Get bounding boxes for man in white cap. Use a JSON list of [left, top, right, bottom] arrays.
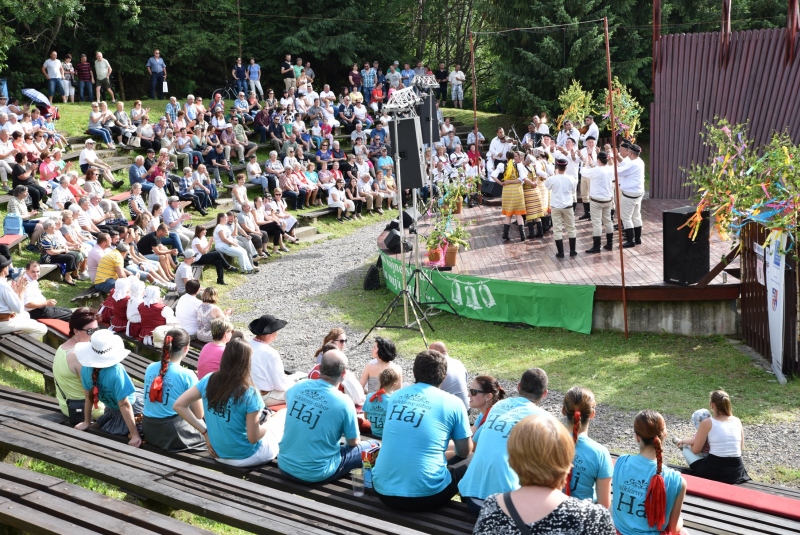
[[0, 255, 47, 339]]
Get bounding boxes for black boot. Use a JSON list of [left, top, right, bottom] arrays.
[[527, 222, 536, 240], [544, 215, 552, 232], [535, 221, 543, 238], [572, 202, 577, 213], [502, 224, 510, 241], [555, 239, 565, 258], [604, 233, 613, 251], [623, 228, 636, 248], [578, 203, 591, 220], [611, 209, 616, 220], [585, 236, 601, 254], [569, 237, 578, 256], [634, 226, 642, 245], [518, 223, 526, 242]]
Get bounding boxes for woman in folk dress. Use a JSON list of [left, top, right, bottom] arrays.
[[491, 150, 527, 242]]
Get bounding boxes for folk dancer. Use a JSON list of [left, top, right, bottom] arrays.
[[581, 151, 615, 254], [532, 146, 554, 233], [616, 143, 645, 248], [578, 136, 598, 221], [546, 156, 578, 258], [491, 151, 526, 242], [522, 153, 545, 239], [556, 137, 580, 214]]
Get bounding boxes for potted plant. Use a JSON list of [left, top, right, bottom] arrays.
[[425, 225, 448, 263], [443, 221, 470, 266]]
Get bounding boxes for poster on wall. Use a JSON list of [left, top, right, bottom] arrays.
[[754, 242, 764, 286], [764, 233, 788, 384]]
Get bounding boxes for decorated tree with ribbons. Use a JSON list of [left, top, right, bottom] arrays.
[[597, 77, 644, 142], [556, 80, 596, 132]]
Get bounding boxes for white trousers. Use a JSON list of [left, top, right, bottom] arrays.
[[551, 206, 576, 240], [620, 192, 643, 229], [0, 312, 48, 340], [590, 199, 613, 236]]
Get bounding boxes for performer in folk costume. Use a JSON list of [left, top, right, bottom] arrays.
[[545, 155, 579, 258], [532, 147, 554, 233], [578, 135, 599, 221], [615, 143, 645, 248], [580, 151, 615, 254], [522, 153, 545, 239], [491, 150, 527, 242]]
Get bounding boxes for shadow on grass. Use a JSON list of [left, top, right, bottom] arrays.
[[0, 362, 46, 394], [319, 260, 800, 424]]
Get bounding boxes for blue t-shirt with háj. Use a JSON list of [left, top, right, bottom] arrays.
[[568, 434, 614, 502], [362, 391, 392, 438], [612, 454, 685, 535], [142, 362, 198, 419], [248, 63, 261, 80], [458, 397, 545, 500], [372, 382, 471, 498], [195, 374, 264, 460], [278, 379, 359, 482], [80, 363, 136, 411]]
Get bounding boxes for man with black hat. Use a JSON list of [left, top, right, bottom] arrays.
[[546, 155, 579, 258], [248, 314, 303, 407], [0, 255, 47, 339], [616, 143, 645, 248], [580, 152, 615, 254]]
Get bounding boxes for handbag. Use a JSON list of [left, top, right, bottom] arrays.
[[162, 81, 169, 93], [55, 378, 86, 425], [128, 136, 141, 148]]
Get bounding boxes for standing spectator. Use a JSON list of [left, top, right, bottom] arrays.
[[435, 62, 448, 108], [304, 61, 315, 82], [232, 57, 247, 94], [361, 62, 376, 105], [75, 54, 94, 103], [62, 55, 76, 103], [146, 49, 167, 100], [41, 51, 65, 103], [94, 52, 115, 103], [247, 58, 264, 100], [281, 54, 295, 91], [448, 64, 466, 109], [400, 63, 414, 88]]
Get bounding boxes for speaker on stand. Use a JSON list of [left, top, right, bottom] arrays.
[[395, 116, 425, 190], [417, 94, 440, 146], [663, 206, 710, 285]]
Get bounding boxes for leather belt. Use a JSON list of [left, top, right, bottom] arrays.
[[0, 313, 17, 322], [621, 191, 643, 200], [590, 198, 612, 204]]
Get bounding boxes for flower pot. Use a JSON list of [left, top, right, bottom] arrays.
[[428, 248, 442, 263], [444, 244, 459, 267], [454, 198, 463, 215]]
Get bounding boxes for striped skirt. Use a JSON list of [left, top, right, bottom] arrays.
[[501, 182, 526, 216], [523, 184, 545, 219]]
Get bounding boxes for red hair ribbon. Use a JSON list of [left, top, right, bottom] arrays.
[[370, 388, 386, 402]]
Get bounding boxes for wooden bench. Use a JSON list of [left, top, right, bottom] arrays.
[[0, 194, 11, 208], [68, 285, 105, 303], [109, 190, 131, 203], [300, 207, 337, 224], [0, 234, 27, 254], [0, 402, 426, 535], [0, 462, 214, 535]]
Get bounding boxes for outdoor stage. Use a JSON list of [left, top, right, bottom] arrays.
[[378, 198, 741, 335]]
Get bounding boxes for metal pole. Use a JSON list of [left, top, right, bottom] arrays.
[[604, 17, 629, 339], [391, 114, 409, 324], [470, 32, 480, 161]]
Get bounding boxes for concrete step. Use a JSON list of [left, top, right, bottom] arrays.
[[65, 135, 89, 144], [294, 226, 318, 240], [299, 232, 330, 244], [63, 148, 115, 161]]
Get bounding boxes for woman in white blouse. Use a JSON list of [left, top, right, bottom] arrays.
[[231, 173, 249, 212], [327, 179, 354, 222], [269, 189, 299, 243], [212, 212, 256, 274]]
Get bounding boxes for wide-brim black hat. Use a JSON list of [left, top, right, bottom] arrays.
[[249, 314, 288, 335], [0, 255, 12, 270]]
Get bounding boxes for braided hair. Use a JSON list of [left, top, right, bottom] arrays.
[[148, 328, 190, 403], [91, 367, 101, 409], [562, 386, 596, 496], [634, 410, 668, 530]]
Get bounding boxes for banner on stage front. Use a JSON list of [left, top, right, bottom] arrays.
[[380, 253, 596, 334], [764, 232, 787, 383]]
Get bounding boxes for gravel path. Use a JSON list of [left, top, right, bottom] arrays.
[[229, 221, 800, 489]]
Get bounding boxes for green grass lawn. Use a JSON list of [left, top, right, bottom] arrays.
[[320, 267, 800, 425]]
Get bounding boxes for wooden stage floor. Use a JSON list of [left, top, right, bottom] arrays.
[[398, 198, 741, 301]]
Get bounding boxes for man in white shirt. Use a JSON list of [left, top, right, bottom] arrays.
[[556, 120, 580, 148], [23, 261, 73, 321], [533, 115, 550, 135], [546, 156, 578, 258], [0, 256, 48, 339], [41, 51, 64, 103], [521, 122, 541, 150], [319, 84, 336, 107], [175, 279, 202, 336], [87, 233, 110, 283], [577, 136, 598, 221], [616, 143, 646, 248], [163, 196, 194, 245], [448, 65, 466, 109], [580, 152, 615, 254], [580, 115, 599, 146], [148, 175, 169, 213], [429, 341, 469, 409], [0, 129, 16, 188], [487, 127, 512, 172], [174, 251, 197, 295], [79, 139, 123, 188], [248, 314, 303, 407], [555, 137, 580, 211]]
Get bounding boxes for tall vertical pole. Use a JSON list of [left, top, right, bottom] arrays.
[[391, 114, 409, 324], [604, 17, 629, 339], [469, 32, 479, 161], [236, 0, 243, 59]]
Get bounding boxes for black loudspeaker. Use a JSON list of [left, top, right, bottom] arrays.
[[403, 207, 421, 228], [363, 264, 382, 290], [384, 229, 413, 254], [663, 206, 710, 286], [481, 179, 503, 198], [394, 117, 425, 190], [417, 94, 440, 145]]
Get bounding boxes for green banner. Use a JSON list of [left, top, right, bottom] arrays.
[[380, 253, 596, 334]]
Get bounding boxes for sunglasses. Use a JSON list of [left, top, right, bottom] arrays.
[[81, 327, 99, 335], [335, 338, 347, 343], [468, 388, 486, 396]]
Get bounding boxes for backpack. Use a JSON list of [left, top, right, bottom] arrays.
[[3, 214, 24, 236], [363, 264, 382, 290]]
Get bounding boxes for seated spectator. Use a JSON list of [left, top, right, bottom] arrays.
[[192, 164, 218, 204], [328, 179, 354, 222], [213, 212, 256, 274], [674, 390, 750, 484], [196, 287, 233, 343], [174, 250, 198, 294], [362, 367, 401, 439], [612, 410, 688, 535], [163, 196, 195, 246], [248, 314, 304, 406], [137, 286, 178, 345], [94, 242, 132, 293], [108, 277, 131, 333], [75, 330, 144, 446], [197, 317, 234, 379], [175, 279, 202, 337], [459, 368, 549, 515], [269, 189, 299, 242], [125, 277, 145, 339], [137, 223, 179, 271], [358, 337, 402, 393], [562, 387, 612, 507], [0, 255, 48, 339], [472, 414, 616, 535], [252, 196, 289, 255], [128, 182, 149, 220], [278, 348, 380, 483], [205, 143, 235, 184], [238, 203, 271, 259], [469, 375, 507, 434], [22, 260, 73, 321], [372, 349, 472, 511], [51, 175, 76, 210], [178, 166, 209, 215], [136, 116, 161, 153], [143, 328, 206, 452], [11, 156, 47, 211], [87, 102, 115, 149], [37, 218, 81, 286], [79, 139, 122, 188], [232, 116, 258, 160], [231, 173, 249, 212], [54, 308, 105, 422], [60, 209, 94, 261], [174, 337, 287, 467]]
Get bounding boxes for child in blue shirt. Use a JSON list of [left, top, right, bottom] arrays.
[[562, 386, 613, 507], [362, 367, 401, 438]]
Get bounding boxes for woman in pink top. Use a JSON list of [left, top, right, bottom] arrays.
[[196, 317, 234, 379]]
